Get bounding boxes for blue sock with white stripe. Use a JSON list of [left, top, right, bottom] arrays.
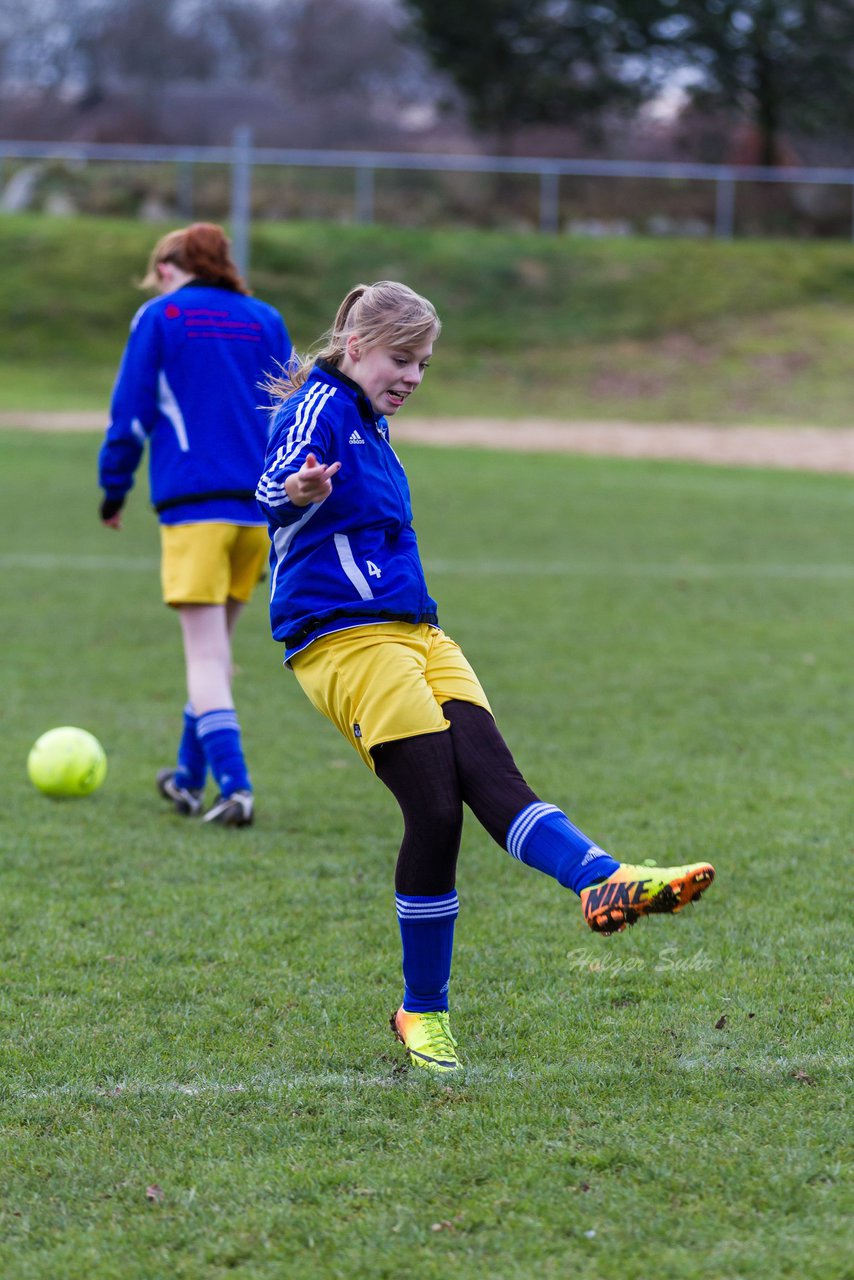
[[174, 703, 207, 791], [505, 803, 619, 895], [197, 708, 251, 799], [396, 891, 459, 1013]]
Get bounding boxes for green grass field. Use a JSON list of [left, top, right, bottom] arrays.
[[1, 428, 851, 1279], [2, 214, 854, 422]]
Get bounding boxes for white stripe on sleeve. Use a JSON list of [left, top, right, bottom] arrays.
[[257, 385, 337, 508]]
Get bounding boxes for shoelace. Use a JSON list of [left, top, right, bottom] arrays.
[[418, 1013, 458, 1057]]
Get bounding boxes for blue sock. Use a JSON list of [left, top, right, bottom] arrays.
[[506, 803, 620, 895], [396, 891, 459, 1013], [174, 703, 207, 791], [196, 708, 251, 798]]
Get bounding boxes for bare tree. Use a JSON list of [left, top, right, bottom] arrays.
[[0, 0, 446, 147]]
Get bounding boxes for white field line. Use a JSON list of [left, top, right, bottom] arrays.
[[3, 552, 854, 581], [7, 1051, 850, 1103], [1, 553, 158, 572]]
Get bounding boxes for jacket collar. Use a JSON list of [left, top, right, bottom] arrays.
[[314, 358, 383, 427], [176, 278, 237, 292]]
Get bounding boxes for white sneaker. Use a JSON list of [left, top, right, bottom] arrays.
[[157, 768, 203, 817], [202, 789, 254, 827]]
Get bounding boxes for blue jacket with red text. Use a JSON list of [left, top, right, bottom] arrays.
[[255, 360, 439, 659], [98, 282, 290, 525]]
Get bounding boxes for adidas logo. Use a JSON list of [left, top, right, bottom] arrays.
[[349, 430, 365, 445]]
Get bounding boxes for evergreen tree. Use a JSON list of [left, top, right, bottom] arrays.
[[401, 0, 662, 150], [651, 0, 854, 165]]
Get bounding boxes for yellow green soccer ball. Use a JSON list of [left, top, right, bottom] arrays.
[[27, 726, 108, 797]]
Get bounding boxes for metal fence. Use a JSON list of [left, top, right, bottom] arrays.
[[3, 128, 854, 275]]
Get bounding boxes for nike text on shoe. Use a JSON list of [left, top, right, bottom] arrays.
[[202, 789, 254, 827], [390, 1007, 460, 1073], [580, 861, 715, 935], [156, 767, 203, 817]]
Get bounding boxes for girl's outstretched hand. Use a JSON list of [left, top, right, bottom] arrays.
[[285, 453, 341, 507]]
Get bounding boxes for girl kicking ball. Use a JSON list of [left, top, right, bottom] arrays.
[[256, 280, 714, 1072]]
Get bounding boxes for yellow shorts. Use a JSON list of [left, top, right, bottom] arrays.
[[160, 522, 268, 606], [290, 622, 492, 770]]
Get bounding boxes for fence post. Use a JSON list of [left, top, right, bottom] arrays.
[[715, 174, 736, 239], [539, 170, 560, 234], [355, 165, 375, 224], [230, 126, 252, 278], [177, 160, 194, 220]]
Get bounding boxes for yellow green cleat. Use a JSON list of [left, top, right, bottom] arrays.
[[390, 1007, 460, 1073], [580, 861, 715, 936]]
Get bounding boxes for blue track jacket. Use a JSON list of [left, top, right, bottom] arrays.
[[99, 282, 290, 525], [256, 360, 439, 659]]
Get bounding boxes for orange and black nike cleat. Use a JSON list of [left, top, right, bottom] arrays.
[[580, 861, 715, 936]]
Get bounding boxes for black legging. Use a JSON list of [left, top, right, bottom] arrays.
[[372, 700, 540, 895]]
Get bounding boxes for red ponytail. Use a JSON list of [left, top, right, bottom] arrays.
[[142, 222, 250, 294]]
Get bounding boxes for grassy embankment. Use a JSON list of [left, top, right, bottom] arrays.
[[1, 213, 853, 422]]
